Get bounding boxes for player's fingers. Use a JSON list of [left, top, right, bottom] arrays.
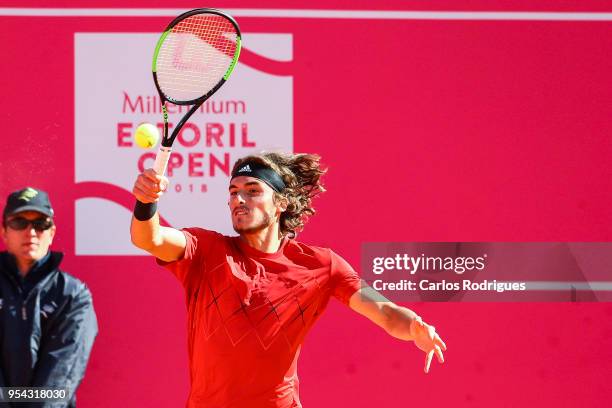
[[424, 349, 434, 374], [434, 345, 445, 364], [137, 174, 163, 193], [133, 185, 159, 203], [133, 191, 157, 204], [158, 176, 169, 192], [146, 173, 169, 192], [435, 334, 447, 351], [427, 324, 437, 341], [410, 316, 425, 338], [142, 168, 160, 182]]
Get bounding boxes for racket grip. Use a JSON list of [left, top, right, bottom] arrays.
[[153, 146, 172, 175]]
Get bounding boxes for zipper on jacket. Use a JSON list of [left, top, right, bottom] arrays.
[[22, 303, 27, 320]]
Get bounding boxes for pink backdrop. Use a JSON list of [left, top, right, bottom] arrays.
[[1, 1, 612, 406]]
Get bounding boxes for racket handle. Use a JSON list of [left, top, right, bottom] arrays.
[[153, 146, 172, 175]]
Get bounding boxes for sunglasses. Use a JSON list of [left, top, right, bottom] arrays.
[[5, 217, 54, 232]]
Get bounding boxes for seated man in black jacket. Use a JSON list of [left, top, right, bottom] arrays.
[[0, 187, 97, 407]]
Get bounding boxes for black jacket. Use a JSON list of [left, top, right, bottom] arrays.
[[0, 251, 98, 407]]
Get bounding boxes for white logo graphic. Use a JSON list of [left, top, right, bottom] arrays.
[[75, 33, 293, 255], [237, 165, 252, 173], [41, 301, 58, 319]]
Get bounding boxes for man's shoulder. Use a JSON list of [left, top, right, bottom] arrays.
[[182, 227, 228, 241], [287, 239, 334, 262], [182, 227, 234, 252], [48, 254, 93, 302], [52, 270, 93, 304], [57, 270, 87, 290]]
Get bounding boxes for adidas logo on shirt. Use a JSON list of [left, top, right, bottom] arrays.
[[238, 165, 252, 173]]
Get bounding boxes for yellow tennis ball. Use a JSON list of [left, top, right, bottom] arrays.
[[134, 123, 160, 149]]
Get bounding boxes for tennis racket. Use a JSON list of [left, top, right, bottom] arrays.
[[134, 8, 241, 219]]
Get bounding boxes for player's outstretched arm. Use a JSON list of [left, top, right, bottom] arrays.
[[348, 285, 447, 373], [130, 169, 186, 262]]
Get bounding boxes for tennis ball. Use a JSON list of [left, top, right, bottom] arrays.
[[134, 123, 160, 149]]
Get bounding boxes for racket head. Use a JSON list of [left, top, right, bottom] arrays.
[[152, 8, 242, 106]]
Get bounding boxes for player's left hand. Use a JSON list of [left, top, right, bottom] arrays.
[[410, 316, 447, 373]]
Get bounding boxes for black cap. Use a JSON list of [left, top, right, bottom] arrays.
[[3, 187, 54, 219]]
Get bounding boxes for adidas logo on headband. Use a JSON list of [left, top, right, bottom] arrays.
[[231, 161, 286, 192]]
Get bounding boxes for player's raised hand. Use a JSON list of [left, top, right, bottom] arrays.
[[410, 316, 447, 373], [132, 169, 169, 204]]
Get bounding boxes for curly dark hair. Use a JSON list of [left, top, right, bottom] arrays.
[[231, 152, 327, 238]]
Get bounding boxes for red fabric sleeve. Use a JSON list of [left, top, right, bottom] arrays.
[[329, 249, 362, 305], [156, 227, 222, 288]]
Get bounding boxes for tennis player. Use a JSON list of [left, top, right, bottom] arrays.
[[130, 152, 446, 408]]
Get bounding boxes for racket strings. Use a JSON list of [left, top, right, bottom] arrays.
[[156, 14, 238, 102], [157, 25, 234, 85]]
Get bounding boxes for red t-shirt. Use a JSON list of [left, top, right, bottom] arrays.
[[158, 228, 362, 408]]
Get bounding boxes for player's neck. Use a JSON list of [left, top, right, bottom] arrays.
[[240, 223, 283, 254]]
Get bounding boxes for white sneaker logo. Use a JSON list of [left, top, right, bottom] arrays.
[[238, 165, 252, 173]]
